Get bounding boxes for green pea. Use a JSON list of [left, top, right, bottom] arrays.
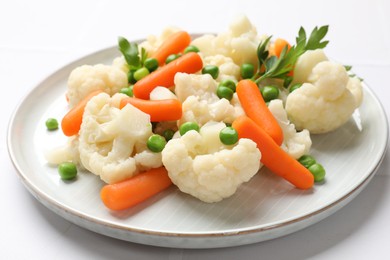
[[144, 58, 159, 72], [298, 154, 316, 168], [119, 85, 133, 97], [58, 162, 77, 180], [45, 118, 58, 131], [127, 69, 137, 84], [133, 67, 150, 81], [219, 126, 238, 145], [261, 85, 279, 102], [240, 63, 255, 79], [184, 45, 200, 53], [308, 163, 326, 182], [162, 129, 175, 141], [289, 83, 302, 93], [217, 86, 234, 101], [219, 79, 236, 92], [147, 134, 167, 153], [179, 122, 200, 136], [165, 54, 181, 64], [202, 65, 219, 79]]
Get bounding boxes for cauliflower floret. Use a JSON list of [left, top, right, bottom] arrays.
[[268, 99, 311, 159], [286, 61, 360, 133], [67, 64, 128, 108], [203, 55, 241, 82], [175, 72, 217, 102], [347, 76, 364, 107], [175, 73, 244, 125], [162, 122, 261, 203], [44, 136, 81, 166], [149, 86, 178, 100], [78, 93, 162, 184], [292, 49, 329, 84], [231, 93, 245, 119], [180, 96, 237, 126], [292, 49, 363, 107], [112, 56, 129, 74], [192, 14, 263, 67]]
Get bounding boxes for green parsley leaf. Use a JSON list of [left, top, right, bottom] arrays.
[[344, 65, 352, 71], [303, 25, 329, 50], [343, 65, 363, 81], [257, 36, 272, 67], [254, 25, 329, 84], [118, 36, 141, 69], [140, 47, 148, 65]]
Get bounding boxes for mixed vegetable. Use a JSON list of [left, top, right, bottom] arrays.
[[44, 15, 363, 211]]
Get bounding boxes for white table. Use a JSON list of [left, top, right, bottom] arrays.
[[2, 0, 389, 259]]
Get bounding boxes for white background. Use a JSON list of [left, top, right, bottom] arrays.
[[1, 0, 390, 259]]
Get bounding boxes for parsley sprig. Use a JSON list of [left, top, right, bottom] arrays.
[[118, 36, 148, 70], [254, 25, 329, 85]]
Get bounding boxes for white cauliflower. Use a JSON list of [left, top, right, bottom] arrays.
[[347, 76, 364, 107], [286, 60, 362, 133], [192, 14, 263, 67], [268, 99, 311, 159], [112, 56, 129, 74], [202, 54, 241, 82], [44, 136, 81, 166], [67, 64, 128, 108], [174, 73, 244, 125], [149, 86, 178, 100], [175, 72, 217, 102], [292, 49, 328, 84], [78, 93, 162, 184], [292, 49, 363, 106], [161, 122, 261, 203]]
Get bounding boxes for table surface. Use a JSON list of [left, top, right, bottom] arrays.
[[2, 0, 390, 259]]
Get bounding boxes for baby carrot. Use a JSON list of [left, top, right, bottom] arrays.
[[232, 116, 314, 189], [236, 79, 283, 146], [61, 90, 103, 136], [133, 52, 203, 100], [269, 38, 291, 58], [151, 31, 192, 66], [100, 167, 172, 211], [120, 97, 182, 122], [275, 39, 293, 76]]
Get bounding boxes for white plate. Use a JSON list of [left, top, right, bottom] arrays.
[[7, 45, 389, 249]]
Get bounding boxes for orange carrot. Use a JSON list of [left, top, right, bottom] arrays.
[[133, 52, 203, 99], [268, 39, 294, 76], [61, 90, 103, 136], [275, 39, 293, 77], [151, 31, 192, 66], [100, 167, 172, 211], [120, 97, 182, 122], [232, 116, 314, 189], [270, 38, 291, 58], [236, 79, 283, 146]]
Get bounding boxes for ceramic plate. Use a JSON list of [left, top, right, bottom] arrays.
[[7, 45, 388, 248]]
